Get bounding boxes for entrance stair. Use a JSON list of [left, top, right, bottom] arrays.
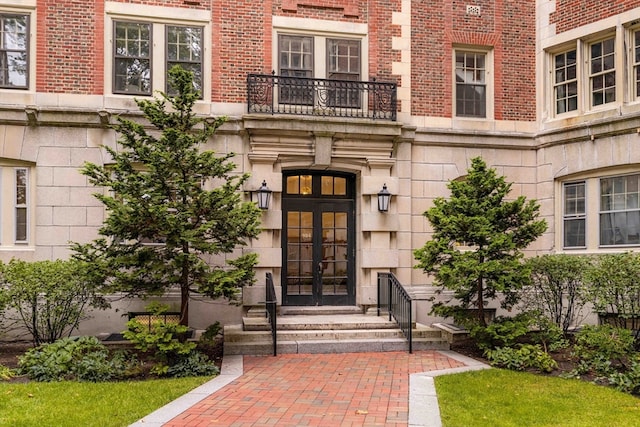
[[223, 306, 450, 355]]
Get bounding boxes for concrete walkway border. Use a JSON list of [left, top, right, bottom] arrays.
[[130, 350, 490, 427]]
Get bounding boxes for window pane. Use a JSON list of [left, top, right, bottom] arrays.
[[0, 14, 28, 88], [599, 175, 640, 246], [590, 38, 615, 107], [563, 182, 585, 248], [113, 22, 151, 94], [15, 168, 28, 242], [455, 51, 487, 118], [166, 26, 203, 96]]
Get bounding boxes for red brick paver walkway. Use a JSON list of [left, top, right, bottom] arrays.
[[165, 351, 465, 427]]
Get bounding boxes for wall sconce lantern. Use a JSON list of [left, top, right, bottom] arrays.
[[377, 183, 391, 212], [256, 180, 272, 210]]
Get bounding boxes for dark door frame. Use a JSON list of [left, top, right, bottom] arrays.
[[282, 171, 356, 306]]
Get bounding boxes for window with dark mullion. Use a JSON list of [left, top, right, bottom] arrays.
[[590, 38, 615, 107], [0, 13, 28, 89], [114, 21, 151, 95], [278, 35, 313, 105], [166, 25, 203, 97], [455, 51, 486, 118], [327, 38, 361, 108], [554, 49, 577, 114]]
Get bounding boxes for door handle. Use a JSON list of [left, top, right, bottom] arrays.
[[317, 261, 323, 274]]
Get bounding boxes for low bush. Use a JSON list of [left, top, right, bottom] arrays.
[[18, 336, 125, 382], [470, 313, 534, 352], [122, 304, 216, 378], [167, 351, 219, 378], [608, 355, 640, 395], [0, 364, 14, 381], [485, 344, 558, 373], [570, 325, 636, 379]]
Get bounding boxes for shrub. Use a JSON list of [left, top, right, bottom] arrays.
[[570, 325, 636, 378], [609, 356, 640, 395], [522, 254, 590, 334], [485, 344, 558, 373], [572, 325, 635, 365], [0, 259, 108, 345], [18, 336, 123, 382], [470, 313, 534, 352], [123, 304, 217, 376], [0, 364, 14, 381], [584, 253, 640, 325], [167, 351, 220, 378]]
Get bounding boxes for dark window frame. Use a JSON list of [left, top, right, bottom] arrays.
[[165, 25, 203, 98], [113, 20, 152, 95]]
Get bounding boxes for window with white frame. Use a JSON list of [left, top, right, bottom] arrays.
[[113, 21, 203, 97], [600, 174, 640, 246], [560, 172, 640, 250], [589, 37, 616, 107], [633, 29, 640, 99], [554, 49, 578, 114], [0, 12, 29, 89], [563, 181, 586, 248], [455, 50, 487, 118], [0, 165, 31, 245]]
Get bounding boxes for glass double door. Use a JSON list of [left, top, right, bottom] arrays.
[[283, 199, 355, 306]]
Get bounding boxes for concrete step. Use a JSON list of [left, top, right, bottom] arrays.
[[223, 336, 449, 355], [229, 323, 443, 342], [243, 314, 400, 331], [279, 305, 364, 316], [224, 318, 450, 355]]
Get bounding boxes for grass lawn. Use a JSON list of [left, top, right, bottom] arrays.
[[435, 369, 640, 427], [0, 376, 211, 427]]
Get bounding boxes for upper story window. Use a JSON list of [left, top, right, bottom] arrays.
[[554, 49, 577, 114], [589, 37, 615, 107], [166, 25, 203, 95], [105, 2, 210, 101], [114, 21, 151, 95], [633, 29, 640, 99], [113, 21, 203, 97], [277, 34, 362, 108], [454, 50, 488, 118], [0, 13, 28, 89]]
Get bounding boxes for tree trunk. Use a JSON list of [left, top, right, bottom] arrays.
[[477, 275, 486, 327], [180, 246, 190, 326]]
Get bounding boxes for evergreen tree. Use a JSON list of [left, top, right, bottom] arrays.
[[414, 157, 547, 326], [72, 66, 261, 326]]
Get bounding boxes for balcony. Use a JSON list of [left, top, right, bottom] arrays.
[[247, 73, 397, 121]]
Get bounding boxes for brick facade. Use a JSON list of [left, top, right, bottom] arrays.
[[551, 0, 640, 33], [410, 0, 535, 120]]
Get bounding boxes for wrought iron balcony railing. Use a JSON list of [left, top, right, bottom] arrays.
[[247, 73, 397, 121]]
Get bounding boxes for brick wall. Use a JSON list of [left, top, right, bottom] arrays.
[[551, 0, 640, 33], [36, 0, 103, 94], [411, 0, 535, 121]]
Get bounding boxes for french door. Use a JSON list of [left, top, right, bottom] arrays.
[[282, 173, 355, 306]]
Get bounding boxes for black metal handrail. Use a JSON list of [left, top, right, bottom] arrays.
[[247, 73, 397, 121], [265, 272, 277, 356], [377, 272, 413, 353]]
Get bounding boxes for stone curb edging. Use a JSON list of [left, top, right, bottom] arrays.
[[128, 355, 244, 427], [408, 351, 491, 427]]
